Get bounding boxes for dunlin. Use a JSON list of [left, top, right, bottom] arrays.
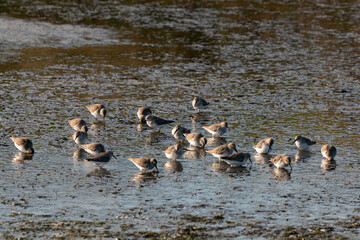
[[202, 121, 228, 137], [270, 154, 292, 169], [172, 125, 191, 140], [253, 138, 274, 154], [137, 107, 152, 124], [86, 151, 116, 166], [183, 132, 207, 148], [321, 144, 337, 160], [79, 143, 105, 155], [292, 135, 316, 150], [162, 143, 184, 160], [221, 152, 251, 167], [128, 157, 159, 172], [73, 131, 88, 144], [10, 136, 34, 154], [206, 142, 237, 160], [86, 104, 106, 120], [192, 97, 210, 111], [68, 118, 88, 132], [145, 115, 174, 130]]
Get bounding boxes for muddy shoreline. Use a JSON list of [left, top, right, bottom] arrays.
[[1, 1, 360, 239]]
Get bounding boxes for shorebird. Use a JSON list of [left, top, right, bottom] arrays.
[[253, 138, 274, 154], [79, 143, 105, 155], [162, 143, 184, 160], [183, 132, 207, 148], [73, 131, 88, 144], [202, 121, 228, 137], [86, 151, 116, 167], [206, 142, 238, 160], [270, 154, 292, 169], [192, 97, 209, 111], [292, 135, 316, 150], [128, 157, 159, 172], [10, 136, 34, 154], [137, 107, 152, 124], [86, 104, 106, 120], [68, 118, 88, 132], [172, 125, 191, 140], [145, 115, 174, 130], [321, 144, 337, 160], [221, 152, 252, 167]]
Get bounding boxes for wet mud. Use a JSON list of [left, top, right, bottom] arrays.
[[0, 0, 360, 239]]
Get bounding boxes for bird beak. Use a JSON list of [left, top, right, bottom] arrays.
[[234, 147, 238, 152], [155, 165, 159, 173], [249, 158, 252, 164], [292, 140, 296, 145], [289, 162, 293, 170], [112, 153, 117, 159]]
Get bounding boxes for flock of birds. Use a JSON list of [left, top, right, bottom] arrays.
[[9, 97, 338, 175]]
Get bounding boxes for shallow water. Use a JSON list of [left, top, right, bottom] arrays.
[[0, 0, 359, 239]]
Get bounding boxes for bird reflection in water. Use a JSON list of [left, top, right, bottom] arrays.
[[272, 168, 291, 181], [184, 146, 206, 159], [253, 153, 271, 165], [12, 152, 33, 164], [191, 112, 208, 131], [295, 150, 311, 162], [209, 160, 232, 172], [137, 122, 153, 132], [131, 172, 158, 184], [209, 161, 250, 175], [145, 131, 167, 145], [90, 121, 105, 132], [321, 159, 337, 172], [164, 160, 183, 172], [206, 137, 227, 148], [86, 167, 111, 178]]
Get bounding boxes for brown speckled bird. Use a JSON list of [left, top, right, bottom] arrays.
[[86, 104, 106, 120], [10, 136, 34, 154]]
